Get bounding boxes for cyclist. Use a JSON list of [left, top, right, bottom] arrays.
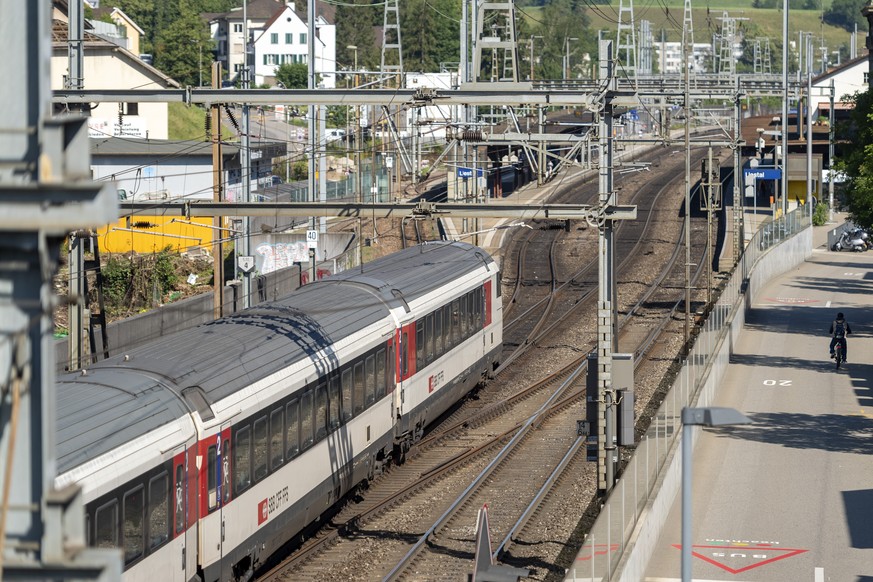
[[829, 312, 852, 362]]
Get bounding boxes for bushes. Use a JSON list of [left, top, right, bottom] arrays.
[[99, 247, 185, 317], [813, 201, 829, 226]]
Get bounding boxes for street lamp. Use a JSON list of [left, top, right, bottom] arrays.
[[191, 38, 203, 87], [528, 35, 543, 81], [563, 37, 579, 80], [681, 407, 751, 582]]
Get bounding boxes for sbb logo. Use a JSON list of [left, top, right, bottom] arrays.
[[258, 499, 269, 525]]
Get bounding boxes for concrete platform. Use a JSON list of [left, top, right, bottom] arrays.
[[642, 234, 873, 581]]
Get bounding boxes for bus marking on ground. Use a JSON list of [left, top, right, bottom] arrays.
[[670, 543, 807, 574]]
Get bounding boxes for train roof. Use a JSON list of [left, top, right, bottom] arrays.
[[55, 242, 495, 475]]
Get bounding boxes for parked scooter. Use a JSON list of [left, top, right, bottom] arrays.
[[833, 228, 869, 252]]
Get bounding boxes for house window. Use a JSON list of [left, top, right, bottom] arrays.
[[865, 72, 870, 85], [299, 33, 307, 44], [233, 23, 242, 33], [234, 63, 243, 72], [271, 33, 278, 44], [285, 33, 293, 44]]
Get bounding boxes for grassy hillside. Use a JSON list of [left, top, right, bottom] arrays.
[[586, 5, 852, 47], [168, 102, 239, 142], [517, 3, 857, 59]]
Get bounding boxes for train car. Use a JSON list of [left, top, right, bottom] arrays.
[[54, 241, 502, 582]]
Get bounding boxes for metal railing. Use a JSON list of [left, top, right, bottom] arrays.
[[566, 205, 811, 581]]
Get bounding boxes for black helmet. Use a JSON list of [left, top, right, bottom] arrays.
[[837, 312, 844, 319]]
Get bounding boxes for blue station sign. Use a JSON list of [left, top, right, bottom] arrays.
[[457, 167, 484, 178], [743, 167, 782, 180]]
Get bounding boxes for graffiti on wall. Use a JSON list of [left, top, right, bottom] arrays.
[[255, 241, 310, 274]]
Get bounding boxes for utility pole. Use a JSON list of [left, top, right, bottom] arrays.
[[597, 39, 618, 493], [1, 2, 121, 577], [67, 0, 86, 370], [240, 0, 253, 308], [211, 62, 225, 318], [307, 0, 317, 283], [781, 0, 789, 217], [684, 30, 692, 345], [828, 80, 835, 222]]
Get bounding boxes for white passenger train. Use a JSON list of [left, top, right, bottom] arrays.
[[54, 241, 502, 581]]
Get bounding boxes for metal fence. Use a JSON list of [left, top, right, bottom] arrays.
[[566, 205, 811, 581]]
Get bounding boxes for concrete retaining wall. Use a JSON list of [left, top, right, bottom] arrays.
[[55, 264, 301, 373]]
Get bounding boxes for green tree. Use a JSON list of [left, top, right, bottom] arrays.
[[835, 89, 873, 229], [276, 63, 310, 88], [401, 0, 460, 72], [336, 0, 381, 75], [824, 0, 870, 31], [533, 0, 591, 80], [153, 6, 213, 87]]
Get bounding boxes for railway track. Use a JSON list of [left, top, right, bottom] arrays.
[[256, 143, 730, 581]]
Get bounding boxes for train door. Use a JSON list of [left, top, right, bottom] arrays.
[[199, 424, 232, 581], [171, 447, 189, 582], [218, 424, 233, 582], [395, 320, 416, 419]]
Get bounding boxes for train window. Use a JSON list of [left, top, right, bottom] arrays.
[[285, 400, 299, 459], [461, 294, 469, 338], [365, 355, 376, 407], [301, 390, 314, 450], [434, 307, 443, 357], [386, 343, 395, 390], [451, 299, 460, 348], [375, 348, 387, 400], [270, 408, 284, 471], [147, 472, 169, 550], [207, 444, 218, 511], [496, 271, 502, 297], [329, 377, 341, 429], [85, 514, 90, 546], [341, 369, 353, 422], [253, 416, 268, 482], [353, 362, 365, 415], [315, 383, 328, 440], [174, 465, 185, 534], [123, 485, 144, 564], [94, 500, 118, 549], [234, 425, 252, 493], [476, 288, 483, 328], [416, 321, 425, 371], [425, 313, 434, 365], [444, 305, 451, 351], [222, 438, 231, 504]]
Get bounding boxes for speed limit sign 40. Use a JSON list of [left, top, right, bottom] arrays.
[[306, 230, 318, 249]]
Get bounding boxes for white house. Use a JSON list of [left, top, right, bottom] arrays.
[[253, 4, 336, 87], [206, 0, 336, 88], [811, 53, 870, 119], [655, 42, 714, 74], [89, 138, 287, 202], [51, 14, 178, 139]]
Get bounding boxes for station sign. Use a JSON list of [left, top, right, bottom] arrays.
[[457, 167, 484, 179], [743, 167, 782, 180]]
